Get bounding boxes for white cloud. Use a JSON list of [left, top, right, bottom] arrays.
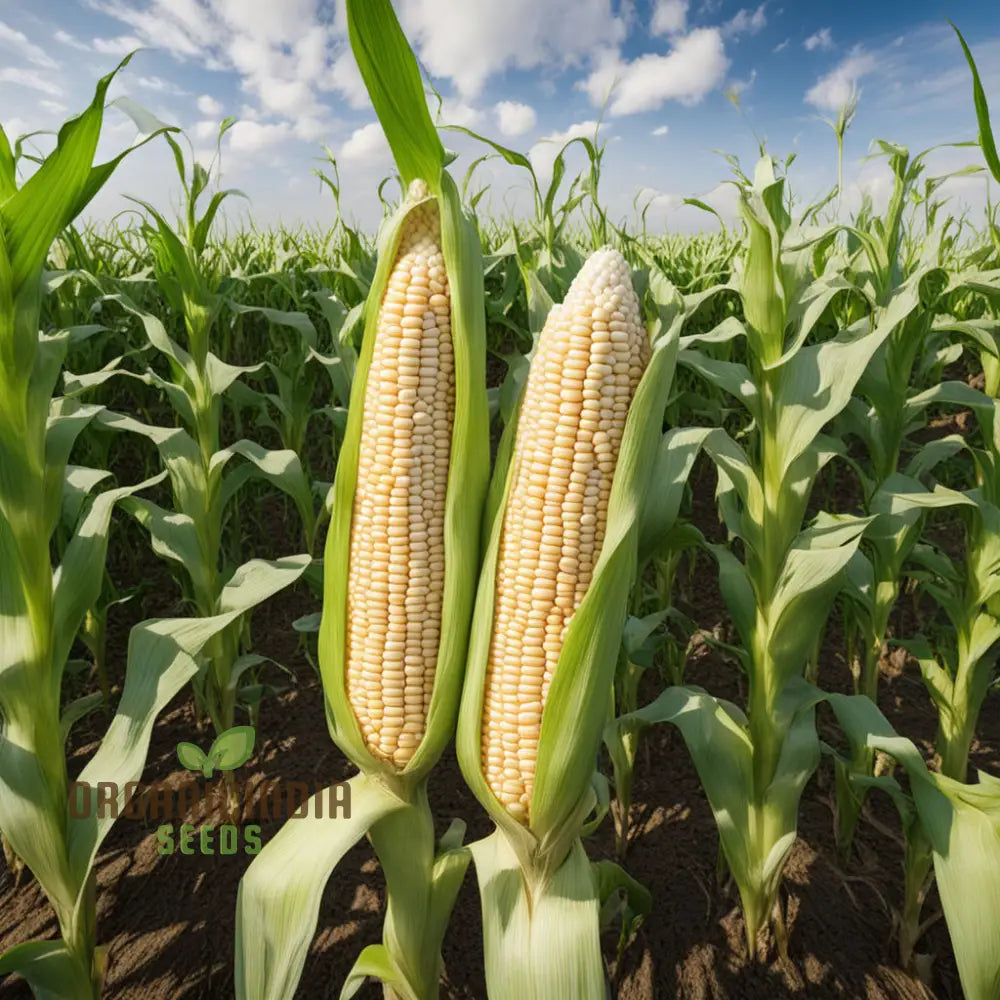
[[722, 4, 766, 38], [0, 20, 58, 68], [804, 27, 834, 52], [651, 124, 669, 136], [0, 67, 63, 97], [93, 34, 144, 55], [773, 37, 789, 53], [327, 53, 369, 110], [39, 99, 67, 114], [54, 29, 91, 52], [582, 29, 729, 116], [89, 0, 209, 58], [396, 0, 626, 97], [227, 119, 292, 154], [135, 75, 186, 95], [88, 0, 332, 124], [339, 121, 390, 167], [726, 68, 757, 98], [433, 97, 483, 129], [87, 0, 626, 146], [293, 116, 329, 142], [651, 0, 688, 36], [640, 179, 739, 229], [1, 117, 31, 140], [193, 119, 218, 142], [197, 94, 224, 117], [805, 48, 875, 110], [494, 100, 537, 137]]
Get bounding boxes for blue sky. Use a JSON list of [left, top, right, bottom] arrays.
[[1, 0, 998, 233]]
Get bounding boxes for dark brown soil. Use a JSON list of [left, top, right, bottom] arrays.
[[2, 468, 998, 1000]]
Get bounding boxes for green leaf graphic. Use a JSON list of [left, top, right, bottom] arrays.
[[176, 742, 208, 772], [208, 726, 256, 773]]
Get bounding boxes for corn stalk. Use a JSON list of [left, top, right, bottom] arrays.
[[235, 3, 489, 997], [0, 59, 264, 1000]]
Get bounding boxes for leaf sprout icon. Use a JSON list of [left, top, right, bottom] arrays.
[[177, 726, 256, 778]]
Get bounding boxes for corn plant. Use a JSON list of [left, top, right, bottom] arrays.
[[235, 3, 489, 996], [455, 248, 679, 998], [619, 157, 929, 958], [860, 381, 1000, 975], [828, 694, 1000, 1000], [831, 142, 1000, 853], [63, 129, 311, 755], [829, 25, 1000, 859], [0, 60, 274, 1000]]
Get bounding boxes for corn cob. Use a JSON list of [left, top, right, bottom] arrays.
[[345, 180, 455, 767], [481, 248, 649, 821]]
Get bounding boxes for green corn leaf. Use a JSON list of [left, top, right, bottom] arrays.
[[60, 467, 112, 530], [827, 694, 1000, 1000], [340, 945, 419, 1000], [467, 831, 606, 1000], [52, 473, 168, 679], [235, 774, 403, 1000], [345, 0, 444, 187], [120, 498, 215, 605], [66, 611, 258, 889], [0, 941, 93, 1000], [951, 21, 1000, 184]]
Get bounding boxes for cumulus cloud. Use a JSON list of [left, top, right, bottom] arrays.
[[805, 48, 875, 110], [89, 0, 337, 125], [651, 124, 669, 136], [197, 93, 224, 117], [804, 27, 833, 52], [773, 38, 789, 53], [650, 0, 688, 36], [327, 52, 370, 110], [495, 100, 537, 137], [433, 97, 483, 129], [395, 0, 626, 97], [582, 28, 729, 115], [81, 0, 622, 159], [0, 20, 58, 68], [227, 119, 292, 154], [339, 121, 390, 167]]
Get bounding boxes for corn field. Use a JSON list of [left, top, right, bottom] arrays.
[[1, 4, 999, 1000]]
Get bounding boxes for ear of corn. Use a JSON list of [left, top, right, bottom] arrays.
[[344, 182, 455, 768], [454, 250, 679, 1000], [480, 249, 649, 822], [238, 4, 486, 999], [319, 166, 489, 780], [459, 248, 679, 862]]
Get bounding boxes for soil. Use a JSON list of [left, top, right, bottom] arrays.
[[2, 460, 998, 1000]]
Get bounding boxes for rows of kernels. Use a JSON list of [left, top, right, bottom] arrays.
[[346, 186, 455, 768], [481, 249, 649, 822]]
